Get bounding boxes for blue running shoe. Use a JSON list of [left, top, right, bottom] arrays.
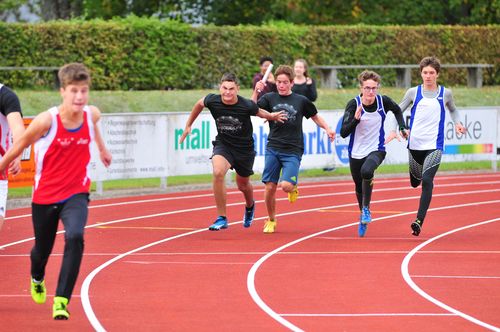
[[209, 216, 228, 231], [243, 201, 255, 228], [360, 207, 372, 224], [358, 221, 367, 237]]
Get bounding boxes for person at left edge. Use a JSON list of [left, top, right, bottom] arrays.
[[0, 63, 112, 320], [179, 73, 286, 231], [0, 83, 25, 232]]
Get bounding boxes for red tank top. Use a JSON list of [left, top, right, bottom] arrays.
[[33, 106, 94, 204]]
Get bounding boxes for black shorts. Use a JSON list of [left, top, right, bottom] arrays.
[[211, 142, 256, 177]]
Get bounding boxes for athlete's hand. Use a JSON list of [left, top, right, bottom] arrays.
[[384, 130, 401, 144], [455, 123, 466, 134], [100, 148, 112, 167], [8, 158, 21, 176], [400, 128, 409, 140], [272, 111, 287, 123], [255, 80, 266, 93], [179, 127, 191, 144], [326, 128, 336, 142], [354, 104, 362, 120]]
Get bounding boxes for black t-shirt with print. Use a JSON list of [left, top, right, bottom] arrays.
[[204, 93, 259, 151], [258, 92, 317, 155]]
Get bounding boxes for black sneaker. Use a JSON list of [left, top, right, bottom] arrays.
[[411, 219, 423, 236]]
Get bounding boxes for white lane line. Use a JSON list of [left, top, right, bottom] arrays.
[[412, 275, 500, 279], [280, 313, 457, 317], [247, 199, 500, 332], [401, 217, 500, 332]]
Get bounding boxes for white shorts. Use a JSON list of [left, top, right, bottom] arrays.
[[0, 180, 8, 217]]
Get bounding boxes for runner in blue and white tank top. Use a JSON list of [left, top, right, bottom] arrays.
[[399, 56, 466, 237], [341, 71, 407, 237]]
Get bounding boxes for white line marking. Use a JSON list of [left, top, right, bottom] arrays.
[[401, 217, 500, 332], [280, 313, 457, 317], [412, 275, 500, 279]]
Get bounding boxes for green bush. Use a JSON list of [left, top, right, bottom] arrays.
[[0, 18, 498, 90]]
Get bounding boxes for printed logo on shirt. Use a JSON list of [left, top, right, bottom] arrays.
[[216, 116, 242, 134], [273, 103, 297, 122], [57, 138, 73, 147], [77, 138, 89, 145]]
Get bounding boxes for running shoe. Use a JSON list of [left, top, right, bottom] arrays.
[[288, 186, 299, 203], [360, 207, 372, 224], [53, 296, 70, 320], [411, 219, 423, 236], [358, 221, 367, 237], [209, 216, 228, 231], [31, 278, 46, 304], [243, 201, 255, 228], [263, 219, 277, 233]]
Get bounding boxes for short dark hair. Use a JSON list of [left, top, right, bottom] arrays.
[[58, 63, 91, 88], [358, 70, 381, 86], [275, 65, 295, 81], [419, 56, 441, 74], [220, 73, 239, 85], [259, 56, 273, 65]]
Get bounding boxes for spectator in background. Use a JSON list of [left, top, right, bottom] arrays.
[[252, 56, 277, 100], [0, 83, 25, 232], [292, 59, 317, 102]]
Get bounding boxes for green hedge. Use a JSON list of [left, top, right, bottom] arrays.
[[0, 18, 498, 89]]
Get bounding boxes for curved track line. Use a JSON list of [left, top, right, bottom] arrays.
[[247, 199, 500, 331], [401, 217, 500, 331]]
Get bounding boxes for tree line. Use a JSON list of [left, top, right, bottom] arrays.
[[1, 0, 499, 25]]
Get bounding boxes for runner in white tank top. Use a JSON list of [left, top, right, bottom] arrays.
[[398, 56, 466, 237], [341, 71, 407, 237]]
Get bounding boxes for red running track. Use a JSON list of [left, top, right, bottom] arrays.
[[0, 172, 499, 331]]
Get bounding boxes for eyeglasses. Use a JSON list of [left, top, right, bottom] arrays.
[[362, 86, 379, 92]]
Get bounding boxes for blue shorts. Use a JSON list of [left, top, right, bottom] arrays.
[[262, 148, 301, 185]]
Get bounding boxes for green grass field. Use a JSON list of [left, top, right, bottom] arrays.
[[16, 86, 500, 116]]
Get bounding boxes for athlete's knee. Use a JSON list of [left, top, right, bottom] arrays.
[[421, 176, 434, 190], [281, 181, 295, 193], [361, 161, 375, 180]]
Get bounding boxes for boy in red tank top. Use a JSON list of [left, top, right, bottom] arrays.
[[0, 63, 111, 320]]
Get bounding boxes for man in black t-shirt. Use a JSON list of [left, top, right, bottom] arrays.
[[0, 83, 25, 232], [180, 73, 285, 231], [253, 65, 335, 234]]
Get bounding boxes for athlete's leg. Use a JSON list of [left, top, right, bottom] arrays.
[[349, 157, 364, 210], [211, 155, 232, 217], [31, 203, 61, 281], [0, 180, 7, 231], [416, 149, 442, 222], [408, 149, 424, 188], [262, 148, 282, 220], [360, 151, 386, 209], [56, 194, 89, 300], [264, 182, 278, 221], [280, 153, 301, 194]]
